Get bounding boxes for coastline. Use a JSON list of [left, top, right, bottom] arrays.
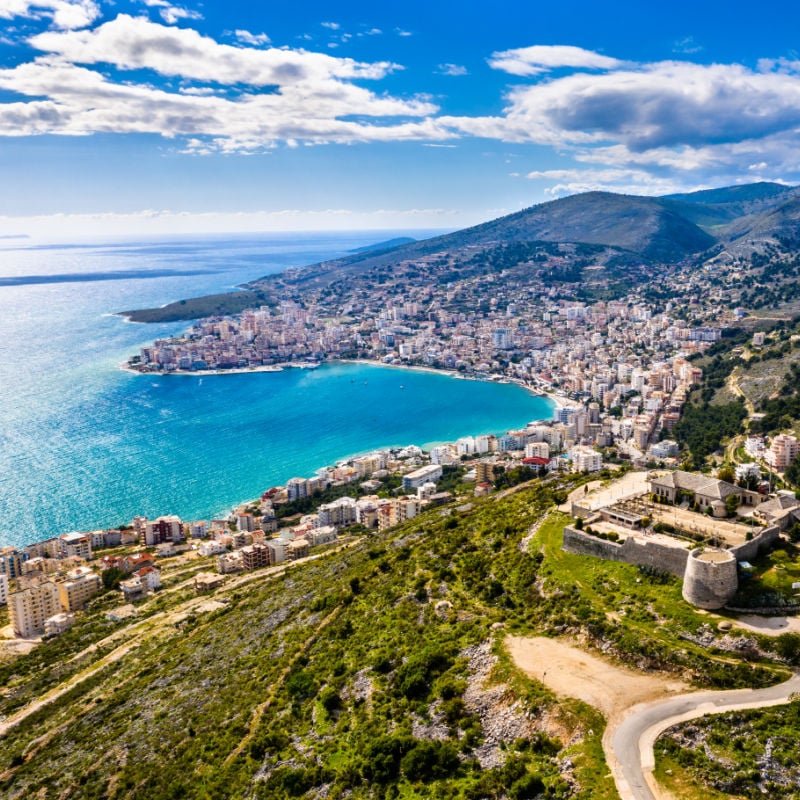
[[4, 358, 560, 546], [120, 355, 576, 410]]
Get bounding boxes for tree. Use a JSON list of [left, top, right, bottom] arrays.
[[102, 567, 125, 592], [718, 464, 736, 484], [786, 454, 800, 488]]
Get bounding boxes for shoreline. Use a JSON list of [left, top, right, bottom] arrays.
[[120, 356, 577, 409], [3, 360, 562, 547]]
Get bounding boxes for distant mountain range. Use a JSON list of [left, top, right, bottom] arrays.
[[123, 181, 799, 322]]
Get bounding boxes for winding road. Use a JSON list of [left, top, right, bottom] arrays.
[[609, 672, 800, 800]]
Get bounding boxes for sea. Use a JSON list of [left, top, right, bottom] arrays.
[[0, 232, 554, 549]]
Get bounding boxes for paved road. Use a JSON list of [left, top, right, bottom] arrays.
[[610, 672, 800, 800]]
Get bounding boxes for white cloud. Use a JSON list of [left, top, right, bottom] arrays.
[[0, 0, 99, 29], [160, 6, 202, 25], [320, 21, 339, 30], [525, 167, 687, 197], [0, 19, 449, 149], [234, 29, 270, 47], [437, 63, 467, 77], [673, 36, 702, 55], [445, 58, 800, 182], [395, 28, 412, 37], [30, 16, 402, 84], [488, 44, 622, 76]]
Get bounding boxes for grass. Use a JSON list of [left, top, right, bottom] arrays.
[[0, 480, 795, 799], [731, 542, 800, 608], [653, 754, 737, 800], [654, 701, 800, 800]]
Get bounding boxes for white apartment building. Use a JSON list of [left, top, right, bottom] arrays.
[[58, 531, 92, 560], [0, 572, 8, 606], [766, 434, 800, 470], [317, 497, 358, 529], [286, 477, 309, 501], [569, 445, 603, 473], [525, 441, 551, 459], [9, 576, 61, 638], [402, 464, 442, 490]]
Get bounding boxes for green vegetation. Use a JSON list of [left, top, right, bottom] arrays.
[[673, 400, 747, 463], [730, 542, 800, 611], [0, 477, 793, 799], [122, 289, 275, 323], [655, 701, 800, 799]]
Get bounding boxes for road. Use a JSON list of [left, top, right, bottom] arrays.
[[609, 671, 800, 800]]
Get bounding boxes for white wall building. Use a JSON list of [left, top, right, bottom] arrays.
[[569, 445, 603, 473], [402, 464, 443, 490], [9, 576, 61, 638], [766, 434, 800, 470]]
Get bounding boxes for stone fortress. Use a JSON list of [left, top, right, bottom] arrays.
[[561, 470, 798, 609]]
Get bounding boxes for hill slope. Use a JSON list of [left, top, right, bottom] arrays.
[[122, 189, 722, 322], [0, 480, 792, 800]]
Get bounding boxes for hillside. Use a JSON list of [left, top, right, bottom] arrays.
[[122, 181, 800, 324], [1, 478, 795, 800], [121, 189, 721, 323]]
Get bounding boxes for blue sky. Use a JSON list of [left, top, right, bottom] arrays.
[[2, 0, 800, 238]]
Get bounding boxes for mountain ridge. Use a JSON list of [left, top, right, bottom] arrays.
[[121, 181, 799, 323]]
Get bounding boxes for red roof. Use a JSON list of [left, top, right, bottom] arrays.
[[522, 456, 550, 465]]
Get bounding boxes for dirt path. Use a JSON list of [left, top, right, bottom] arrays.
[[506, 636, 688, 719], [506, 635, 689, 800], [727, 367, 756, 416], [506, 634, 799, 800]]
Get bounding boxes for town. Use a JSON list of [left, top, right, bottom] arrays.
[[3, 392, 799, 641]]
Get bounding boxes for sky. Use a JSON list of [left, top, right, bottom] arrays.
[[2, 0, 800, 238]]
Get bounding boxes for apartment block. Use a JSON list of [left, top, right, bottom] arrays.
[[766, 434, 800, 470], [9, 576, 61, 638], [58, 567, 102, 612], [402, 464, 442, 490]]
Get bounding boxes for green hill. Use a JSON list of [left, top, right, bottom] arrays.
[[0, 478, 792, 800]]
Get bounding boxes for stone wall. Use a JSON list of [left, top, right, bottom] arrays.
[[682, 548, 738, 610], [562, 527, 690, 577], [729, 526, 780, 562]]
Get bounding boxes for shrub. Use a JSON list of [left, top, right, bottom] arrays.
[[400, 740, 461, 782]]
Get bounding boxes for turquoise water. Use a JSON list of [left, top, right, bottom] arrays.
[[0, 234, 552, 548]]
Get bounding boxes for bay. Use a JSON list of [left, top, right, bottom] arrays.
[[0, 233, 552, 548]]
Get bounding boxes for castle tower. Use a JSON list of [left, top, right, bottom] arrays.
[[682, 548, 738, 610]]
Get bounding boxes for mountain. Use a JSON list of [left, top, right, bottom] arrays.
[[348, 236, 417, 254], [267, 191, 716, 285], [121, 182, 798, 323]]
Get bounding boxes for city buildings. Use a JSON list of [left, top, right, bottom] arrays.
[[57, 567, 102, 612], [8, 576, 61, 638], [402, 464, 443, 490], [765, 434, 800, 470]]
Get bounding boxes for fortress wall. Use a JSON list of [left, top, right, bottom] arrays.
[[562, 527, 627, 562], [729, 526, 780, 562], [682, 548, 738, 610], [620, 536, 690, 576], [562, 527, 689, 576], [570, 501, 593, 519]]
